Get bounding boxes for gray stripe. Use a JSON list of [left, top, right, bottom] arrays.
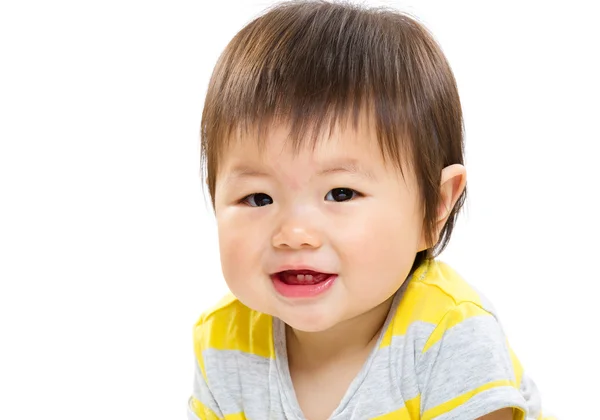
[[192, 357, 223, 416], [418, 311, 518, 413], [393, 320, 436, 400], [203, 348, 285, 418], [333, 343, 412, 418], [429, 386, 527, 420]]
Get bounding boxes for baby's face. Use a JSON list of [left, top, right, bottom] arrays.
[[214, 116, 426, 332]]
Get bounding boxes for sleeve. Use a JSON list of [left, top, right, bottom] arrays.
[[416, 301, 529, 420], [187, 355, 224, 420]]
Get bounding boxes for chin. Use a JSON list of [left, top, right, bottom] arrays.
[[276, 307, 342, 333]]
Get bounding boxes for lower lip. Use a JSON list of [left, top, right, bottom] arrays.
[[271, 273, 337, 299]]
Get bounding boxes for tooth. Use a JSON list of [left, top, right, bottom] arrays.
[[297, 274, 304, 282], [305, 274, 313, 283]]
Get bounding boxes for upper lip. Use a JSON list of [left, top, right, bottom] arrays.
[[270, 265, 335, 275]]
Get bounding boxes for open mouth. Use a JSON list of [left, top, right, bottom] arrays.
[[273, 270, 334, 285], [270, 270, 338, 298]]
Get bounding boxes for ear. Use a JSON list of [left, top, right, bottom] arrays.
[[436, 163, 467, 233], [417, 164, 466, 251]]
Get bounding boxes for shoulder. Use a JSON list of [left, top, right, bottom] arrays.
[[383, 259, 499, 345], [190, 295, 277, 416], [396, 262, 532, 418], [405, 258, 499, 325], [410, 258, 495, 313], [192, 293, 275, 360]]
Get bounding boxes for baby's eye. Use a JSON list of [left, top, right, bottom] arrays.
[[325, 188, 360, 202], [242, 193, 273, 207]]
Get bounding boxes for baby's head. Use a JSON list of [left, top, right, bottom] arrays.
[[201, 1, 466, 332]]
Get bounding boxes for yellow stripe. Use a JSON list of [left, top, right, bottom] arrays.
[[192, 324, 207, 381], [199, 302, 273, 355], [419, 261, 482, 305], [421, 380, 525, 420], [379, 281, 456, 348], [537, 411, 559, 420], [189, 397, 221, 420], [371, 395, 420, 419], [223, 414, 247, 420], [380, 260, 485, 349], [422, 301, 492, 353]]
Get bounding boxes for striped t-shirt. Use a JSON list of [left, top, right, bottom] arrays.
[[188, 259, 554, 419]]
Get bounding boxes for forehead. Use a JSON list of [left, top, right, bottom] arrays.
[[219, 114, 390, 172]]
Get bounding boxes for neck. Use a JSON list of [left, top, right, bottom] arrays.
[[286, 294, 395, 369]]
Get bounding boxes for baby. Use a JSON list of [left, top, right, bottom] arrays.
[[188, 1, 553, 419]]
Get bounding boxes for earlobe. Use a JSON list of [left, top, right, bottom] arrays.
[[437, 164, 467, 225]]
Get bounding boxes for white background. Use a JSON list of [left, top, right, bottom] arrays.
[[1, 0, 598, 418]]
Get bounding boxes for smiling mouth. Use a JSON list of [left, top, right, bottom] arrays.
[[273, 270, 333, 285]]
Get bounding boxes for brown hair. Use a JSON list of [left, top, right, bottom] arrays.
[[200, 0, 466, 268]]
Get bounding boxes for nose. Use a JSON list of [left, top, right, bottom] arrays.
[[272, 220, 323, 250]]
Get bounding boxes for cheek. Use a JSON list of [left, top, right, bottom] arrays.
[[217, 215, 264, 282], [334, 201, 422, 268]]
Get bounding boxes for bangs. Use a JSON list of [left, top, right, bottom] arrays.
[[201, 1, 423, 171]]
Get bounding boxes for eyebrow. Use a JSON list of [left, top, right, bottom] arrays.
[[317, 159, 376, 180], [227, 165, 270, 180], [226, 159, 376, 182]]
